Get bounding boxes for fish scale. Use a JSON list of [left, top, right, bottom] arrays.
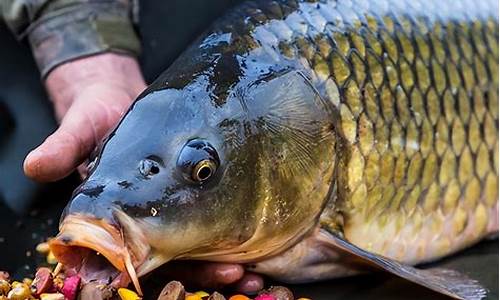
[[209, 0, 499, 264], [328, 7, 498, 265]]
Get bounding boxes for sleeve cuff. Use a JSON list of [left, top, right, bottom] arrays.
[[26, 3, 141, 78]]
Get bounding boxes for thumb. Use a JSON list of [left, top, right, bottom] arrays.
[[24, 125, 88, 182], [24, 88, 134, 182]]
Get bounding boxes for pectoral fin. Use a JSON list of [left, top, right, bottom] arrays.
[[317, 229, 487, 300]]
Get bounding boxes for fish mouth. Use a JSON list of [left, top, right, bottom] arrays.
[[48, 214, 150, 295]]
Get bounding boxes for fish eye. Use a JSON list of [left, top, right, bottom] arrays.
[[139, 159, 160, 177], [177, 139, 219, 183]]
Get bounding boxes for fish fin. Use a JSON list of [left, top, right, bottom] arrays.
[[239, 70, 335, 179], [249, 228, 363, 283], [317, 229, 488, 300]]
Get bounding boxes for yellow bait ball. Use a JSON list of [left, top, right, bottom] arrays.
[[35, 242, 50, 254], [0, 280, 10, 295], [6, 285, 31, 300], [40, 293, 65, 300], [46, 251, 58, 265], [185, 294, 202, 300], [9, 282, 22, 289], [195, 291, 210, 298], [21, 278, 32, 286], [118, 288, 141, 300]]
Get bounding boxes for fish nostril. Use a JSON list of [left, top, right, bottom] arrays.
[[139, 159, 160, 177], [150, 165, 160, 174]]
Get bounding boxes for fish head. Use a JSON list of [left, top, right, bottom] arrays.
[[49, 67, 337, 290]]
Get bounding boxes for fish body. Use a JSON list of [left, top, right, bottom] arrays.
[[50, 0, 498, 299]]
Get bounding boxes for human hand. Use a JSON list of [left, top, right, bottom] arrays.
[[23, 52, 263, 293], [24, 53, 147, 182]]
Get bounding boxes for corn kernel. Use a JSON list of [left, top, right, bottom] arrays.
[[185, 294, 202, 300], [195, 291, 210, 298], [118, 288, 141, 300], [46, 252, 58, 265]]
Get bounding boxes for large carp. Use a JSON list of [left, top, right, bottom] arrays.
[[49, 0, 499, 299]]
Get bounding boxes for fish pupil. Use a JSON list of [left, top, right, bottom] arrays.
[[197, 165, 212, 180]]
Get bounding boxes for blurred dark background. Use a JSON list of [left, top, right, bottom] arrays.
[[0, 0, 497, 299]]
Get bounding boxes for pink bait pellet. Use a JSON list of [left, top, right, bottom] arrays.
[[255, 294, 276, 300], [60, 275, 81, 300]]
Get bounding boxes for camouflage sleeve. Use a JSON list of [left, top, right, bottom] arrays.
[[1, 0, 141, 77]]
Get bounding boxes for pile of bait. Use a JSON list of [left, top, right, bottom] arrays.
[[0, 268, 77, 300], [0, 242, 312, 300]]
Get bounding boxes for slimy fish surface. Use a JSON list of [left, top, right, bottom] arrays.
[[49, 0, 498, 299]]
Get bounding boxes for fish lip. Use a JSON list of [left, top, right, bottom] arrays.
[[48, 214, 149, 293], [49, 215, 126, 270]]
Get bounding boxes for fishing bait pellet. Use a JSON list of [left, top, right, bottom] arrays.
[[6, 283, 31, 300], [254, 294, 276, 300], [39, 293, 65, 300], [0, 280, 10, 295], [195, 291, 210, 298], [185, 294, 203, 300], [228, 295, 251, 300], [118, 288, 141, 300]]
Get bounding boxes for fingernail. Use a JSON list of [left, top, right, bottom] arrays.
[[24, 146, 61, 182], [24, 149, 43, 175]]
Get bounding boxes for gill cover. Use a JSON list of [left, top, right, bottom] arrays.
[[182, 69, 338, 262]]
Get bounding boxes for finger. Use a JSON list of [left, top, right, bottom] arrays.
[[24, 126, 89, 182], [159, 262, 244, 289], [24, 88, 131, 182], [232, 273, 264, 294]]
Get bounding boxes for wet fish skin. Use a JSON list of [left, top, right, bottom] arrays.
[[201, 0, 499, 264], [50, 0, 498, 297], [220, 2, 498, 295], [290, 0, 500, 263]]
